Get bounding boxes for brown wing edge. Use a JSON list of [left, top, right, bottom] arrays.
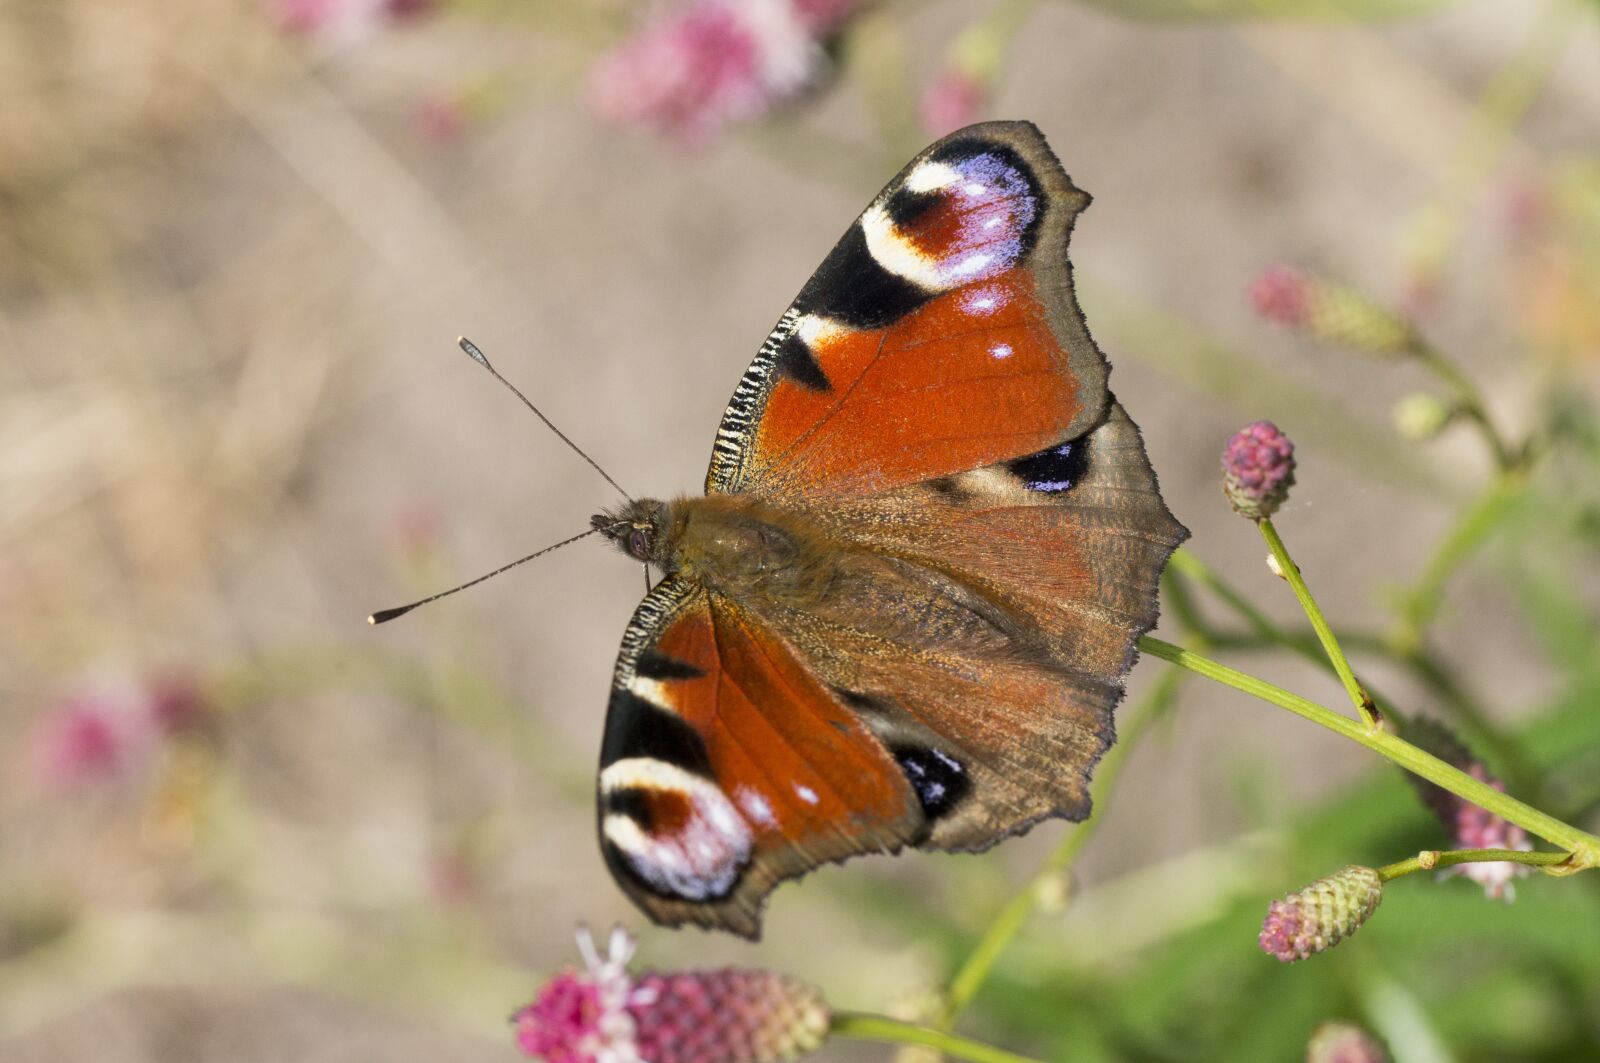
[[934, 397, 1187, 851]]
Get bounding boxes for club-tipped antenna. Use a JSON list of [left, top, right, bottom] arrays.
[[367, 527, 599, 625], [457, 337, 632, 502]]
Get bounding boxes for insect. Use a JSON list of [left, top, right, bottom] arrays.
[[587, 121, 1187, 937]]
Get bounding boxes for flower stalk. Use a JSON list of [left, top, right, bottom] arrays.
[[1257, 518, 1382, 729], [1136, 636, 1600, 871], [1377, 847, 1571, 882], [832, 1012, 1043, 1063]]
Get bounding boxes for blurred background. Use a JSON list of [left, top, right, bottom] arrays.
[[2, 0, 1598, 1060]]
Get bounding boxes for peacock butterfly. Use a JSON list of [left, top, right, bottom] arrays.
[[588, 120, 1187, 938]]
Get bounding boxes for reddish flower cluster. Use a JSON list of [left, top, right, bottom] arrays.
[[30, 673, 207, 791], [1221, 420, 1296, 521], [1403, 718, 1533, 901], [1249, 264, 1414, 356], [515, 928, 830, 1063], [588, 0, 864, 144], [1307, 1021, 1391, 1063], [269, 0, 434, 45], [919, 71, 986, 138], [1259, 866, 1383, 963]]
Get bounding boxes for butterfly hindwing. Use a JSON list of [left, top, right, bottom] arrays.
[[598, 576, 923, 937], [760, 401, 1186, 852], [707, 121, 1108, 499]]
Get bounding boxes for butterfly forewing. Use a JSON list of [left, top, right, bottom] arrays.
[[707, 121, 1108, 499]]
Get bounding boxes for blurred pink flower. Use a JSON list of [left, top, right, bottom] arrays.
[[588, 0, 833, 144], [414, 95, 468, 144], [146, 674, 208, 734], [29, 672, 211, 791], [919, 70, 986, 138], [1250, 264, 1312, 327], [269, 0, 433, 44], [1307, 1022, 1391, 1063], [515, 927, 829, 1063], [1250, 263, 1414, 355], [790, 0, 865, 33], [30, 693, 153, 790]]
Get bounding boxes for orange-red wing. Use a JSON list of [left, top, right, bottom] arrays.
[[705, 121, 1109, 500], [596, 575, 921, 938]]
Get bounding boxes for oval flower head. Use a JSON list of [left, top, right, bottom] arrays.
[[1258, 865, 1384, 963], [514, 927, 830, 1063], [1222, 420, 1296, 521]]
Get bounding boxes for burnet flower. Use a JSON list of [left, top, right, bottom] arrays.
[[1403, 717, 1533, 901], [1250, 264, 1415, 357], [1221, 420, 1296, 521], [514, 927, 830, 1063], [1306, 1021, 1391, 1063], [588, 0, 865, 145], [1258, 866, 1384, 963]]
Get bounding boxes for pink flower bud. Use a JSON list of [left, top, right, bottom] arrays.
[[1259, 866, 1383, 962], [1250, 265, 1312, 327], [588, 0, 829, 145], [515, 928, 829, 1063], [1307, 1021, 1391, 1063], [1221, 420, 1296, 521], [1401, 718, 1533, 901], [918, 70, 986, 138], [30, 693, 153, 791], [1250, 264, 1415, 356]]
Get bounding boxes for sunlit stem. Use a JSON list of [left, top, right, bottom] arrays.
[[1377, 847, 1572, 883], [832, 1012, 1043, 1063], [1257, 518, 1381, 729], [1138, 636, 1600, 870]]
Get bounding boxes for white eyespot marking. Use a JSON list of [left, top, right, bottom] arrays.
[[601, 758, 753, 901], [861, 205, 944, 291], [867, 152, 1038, 290], [795, 784, 819, 806], [797, 312, 847, 349], [737, 787, 777, 827], [628, 675, 673, 711], [990, 343, 1013, 360], [905, 161, 960, 193]]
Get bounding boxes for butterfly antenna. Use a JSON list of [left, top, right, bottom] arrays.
[[457, 336, 633, 502], [367, 527, 599, 625]]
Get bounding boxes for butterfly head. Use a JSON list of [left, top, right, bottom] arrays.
[[592, 499, 671, 566]]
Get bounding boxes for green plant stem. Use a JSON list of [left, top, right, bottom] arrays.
[[1411, 341, 1516, 471], [831, 1012, 1043, 1063], [939, 663, 1187, 1028], [1390, 472, 1528, 655], [1137, 635, 1600, 869], [1377, 847, 1572, 882], [1258, 518, 1381, 728]]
